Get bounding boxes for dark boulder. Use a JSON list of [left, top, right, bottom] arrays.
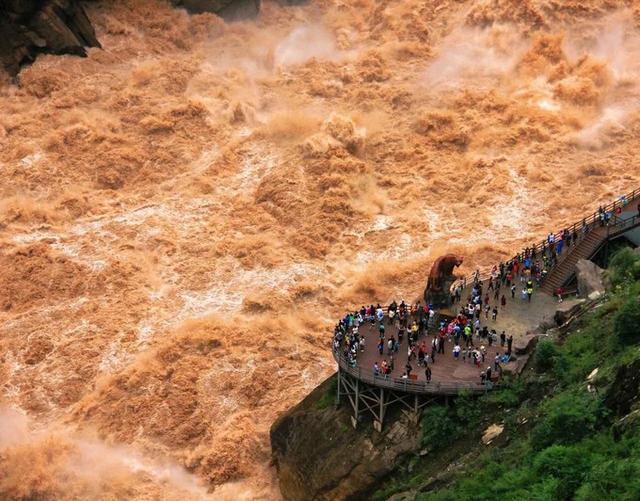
[[0, 0, 100, 76], [575, 259, 605, 299], [171, 0, 261, 20]]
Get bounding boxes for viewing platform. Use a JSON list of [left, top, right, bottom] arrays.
[[332, 187, 640, 429]]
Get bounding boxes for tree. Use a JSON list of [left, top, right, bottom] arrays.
[[609, 248, 640, 287]]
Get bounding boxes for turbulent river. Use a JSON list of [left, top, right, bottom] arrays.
[[1, 0, 640, 498]]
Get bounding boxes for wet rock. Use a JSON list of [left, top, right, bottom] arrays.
[[575, 259, 605, 299], [171, 0, 261, 20], [0, 0, 100, 76]]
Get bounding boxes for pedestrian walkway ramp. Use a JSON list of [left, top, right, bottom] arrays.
[[541, 188, 640, 294]]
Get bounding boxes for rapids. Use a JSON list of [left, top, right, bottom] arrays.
[[1, 0, 640, 498]]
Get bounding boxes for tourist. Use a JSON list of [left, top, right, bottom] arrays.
[[500, 331, 506, 346], [507, 335, 513, 355], [494, 353, 501, 372], [418, 342, 426, 366], [405, 362, 413, 378], [453, 344, 461, 359], [387, 337, 394, 355], [501, 294, 506, 308], [492, 306, 498, 321], [373, 362, 380, 376], [378, 340, 384, 356], [511, 283, 516, 299], [389, 356, 395, 372], [527, 284, 533, 302], [425, 365, 432, 382], [521, 287, 528, 300], [360, 336, 365, 352]]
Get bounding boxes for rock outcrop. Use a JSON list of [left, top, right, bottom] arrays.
[[604, 358, 640, 417], [575, 259, 605, 299], [0, 0, 100, 76], [553, 299, 586, 325], [270, 374, 421, 500], [171, 0, 261, 20]]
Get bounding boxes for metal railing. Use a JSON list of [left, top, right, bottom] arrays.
[[332, 350, 491, 396], [463, 187, 640, 284], [608, 213, 640, 239]]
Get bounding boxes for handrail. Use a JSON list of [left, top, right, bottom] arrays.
[[332, 349, 491, 395], [463, 187, 640, 284]]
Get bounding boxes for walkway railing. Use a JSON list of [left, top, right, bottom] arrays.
[[333, 350, 490, 396], [464, 187, 640, 284]]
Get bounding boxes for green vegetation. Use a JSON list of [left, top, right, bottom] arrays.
[[375, 249, 640, 501], [316, 377, 337, 409]]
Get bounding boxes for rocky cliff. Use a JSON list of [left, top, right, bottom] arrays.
[[171, 0, 261, 20], [270, 375, 422, 500], [0, 0, 308, 76], [0, 0, 100, 76]]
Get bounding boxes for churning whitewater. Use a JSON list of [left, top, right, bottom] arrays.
[[1, 0, 640, 498]]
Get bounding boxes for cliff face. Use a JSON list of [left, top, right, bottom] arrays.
[[171, 0, 307, 19], [0, 1, 309, 75], [171, 0, 261, 20], [270, 375, 421, 501], [0, 0, 100, 76]]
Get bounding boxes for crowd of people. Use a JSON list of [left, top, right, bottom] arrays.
[[332, 285, 515, 387], [332, 193, 639, 389]]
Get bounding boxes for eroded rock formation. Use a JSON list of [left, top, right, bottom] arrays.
[[0, 0, 100, 76], [424, 254, 464, 306]]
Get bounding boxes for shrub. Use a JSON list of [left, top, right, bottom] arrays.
[[533, 445, 586, 499], [608, 247, 640, 287], [317, 378, 337, 409], [613, 296, 640, 345], [530, 393, 604, 451], [534, 340, 560, 373], [421, 405, 460, 450]]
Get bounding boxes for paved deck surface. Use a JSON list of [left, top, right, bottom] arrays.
[[356, 281, 573, 385]]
